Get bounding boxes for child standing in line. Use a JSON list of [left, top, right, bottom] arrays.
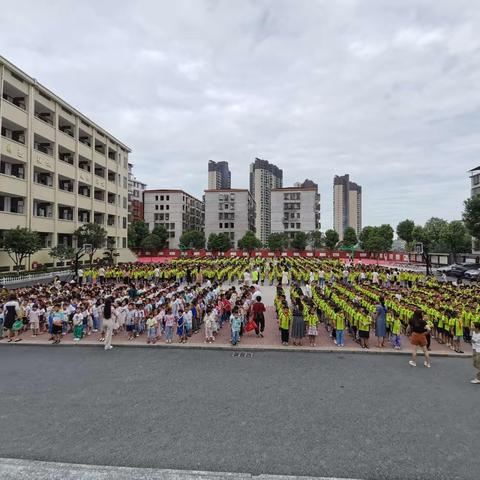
[[125, 303, 136, 340], [335, 311, 346, 347], [453, 316, 464, 354], [184, 304, 193, 337], [204, 307, 215, 343], [470, 322, 480, 384], [146, 313, 158, 345], [391, 312, 401, 349], [73, 307, 84, 342], [28, 304, 40, 336], [164, 307, 175, 344], [230, 306, 242, 346], [177, 309, 187, 343], [306, 305, 318, 347]]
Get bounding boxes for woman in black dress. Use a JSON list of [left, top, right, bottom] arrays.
[[3, 293, 21, 343]]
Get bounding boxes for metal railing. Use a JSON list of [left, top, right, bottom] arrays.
[[0, 270, 70, 285]]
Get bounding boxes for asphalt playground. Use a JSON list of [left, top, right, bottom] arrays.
[[0, 346, 477, 480]]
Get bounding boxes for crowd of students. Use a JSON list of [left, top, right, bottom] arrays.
[[0, 257, 479, 383]]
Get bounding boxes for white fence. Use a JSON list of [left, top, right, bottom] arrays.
[[0, 271, 70, 285]]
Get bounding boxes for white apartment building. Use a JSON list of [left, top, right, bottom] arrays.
[[249, 158, 282, 245], [271, 186, 321, 242], [143, 189, 204, 249], [128, 162, 146, 222], [204, 189, 256, 248], [333, 174, 362, 241], [0, 56, 133, 272]]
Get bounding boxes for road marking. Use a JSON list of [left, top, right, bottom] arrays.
[[0, 458, 362, 480]]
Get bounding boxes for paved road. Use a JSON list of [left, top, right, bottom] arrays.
[[0, 347, 476, 480]]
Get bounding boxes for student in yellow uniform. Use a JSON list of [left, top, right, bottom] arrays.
[[358, 310, 372, 349]]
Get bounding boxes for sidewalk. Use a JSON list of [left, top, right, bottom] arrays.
[[1, 297, 471, 358]]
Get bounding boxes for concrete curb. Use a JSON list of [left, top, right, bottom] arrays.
[[0, 457, 361, 480], [0, 339, 471, 358]]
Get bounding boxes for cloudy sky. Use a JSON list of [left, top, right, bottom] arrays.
[[2, 0, 479, 230]]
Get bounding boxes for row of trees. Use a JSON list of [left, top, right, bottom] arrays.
[[4, 196, 480, 273], [1, 224, 113, 274]]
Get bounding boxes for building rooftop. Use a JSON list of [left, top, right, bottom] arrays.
[[144, 189, 203, 202]]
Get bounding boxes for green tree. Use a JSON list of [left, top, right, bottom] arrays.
[[440, 220, 471, 262], [424, 217, 448, 251], [412, 224, 433, 275], [207, 233, 232, 252], [179, 230, 206, 249], [151, 224, 169, 249], [343, 227, 358, 248], [359, 225, 393, 257], [378, 224, 394, 251], [50, 244, 84, 279], [3, 227, 41, 273], [324, 229, 339, 250], [396, 219, 415, 248], [463, 195, 480, 244], [291, 231, 308, 250], [141, 233, 164, 250], [103, 238, 120, 266], [73, 223, 107, 266], [267, 233, 288, 251], [238, 231, 262, 251], [308, 231, 324, 250], [128, 220, 149, 249]]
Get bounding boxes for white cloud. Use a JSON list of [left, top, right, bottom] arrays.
[[1, 0, 479, 229]]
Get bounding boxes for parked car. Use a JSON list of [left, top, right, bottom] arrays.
[[463, 265, 480, 280]]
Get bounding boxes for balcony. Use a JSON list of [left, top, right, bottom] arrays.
[[34, 133, 54, 157], [58, 175, 75, 193], [33, 200, 53, 218], [1, 117, 26, 145], [0, 192, 24, 213], [58, 205, 74, 221], [2, 80, 27, 111], [78, 209, 91, 223], [94, 212, 105, 226], [33, 167, 53, 188]]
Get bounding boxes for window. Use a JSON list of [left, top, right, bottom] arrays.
[[166, 195, 169, 201], [166, 205, 169, 210], [155, 195, 158, 201], [230, 222, 234, 228], [160, 195, 164, 201], [122, 237, 127, 248], [123, 197, 127, 209], [122, 217, 127, 229], [219, 223, 223, 229], [169, 231, 174, 238]]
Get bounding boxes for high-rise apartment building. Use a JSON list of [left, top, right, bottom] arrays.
[[333, 174, 362, 240], [249, 158, 283, 244], [128, 163, 146, 222], [469, 166, 480, 253], [271, 185, 320, 242], [204, 189, 256, 248], [0, 56, 133, 271], [143, 189, 204, 249], [208, 160, 231, 190]]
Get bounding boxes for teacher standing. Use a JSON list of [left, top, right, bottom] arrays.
[[374, 296, 388, 348]]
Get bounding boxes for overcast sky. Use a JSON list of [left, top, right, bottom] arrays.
[[2, 0, 479, 230]]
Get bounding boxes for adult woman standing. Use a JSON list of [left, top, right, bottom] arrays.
[[291, 298, 306, 346], [374, 296, 388, 348], [3, 293, 21, 343], [409, 309, 431, 368], [103, 298, 117, 351]]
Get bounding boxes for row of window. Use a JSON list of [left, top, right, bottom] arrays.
[[219, 222, 235, 229]]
